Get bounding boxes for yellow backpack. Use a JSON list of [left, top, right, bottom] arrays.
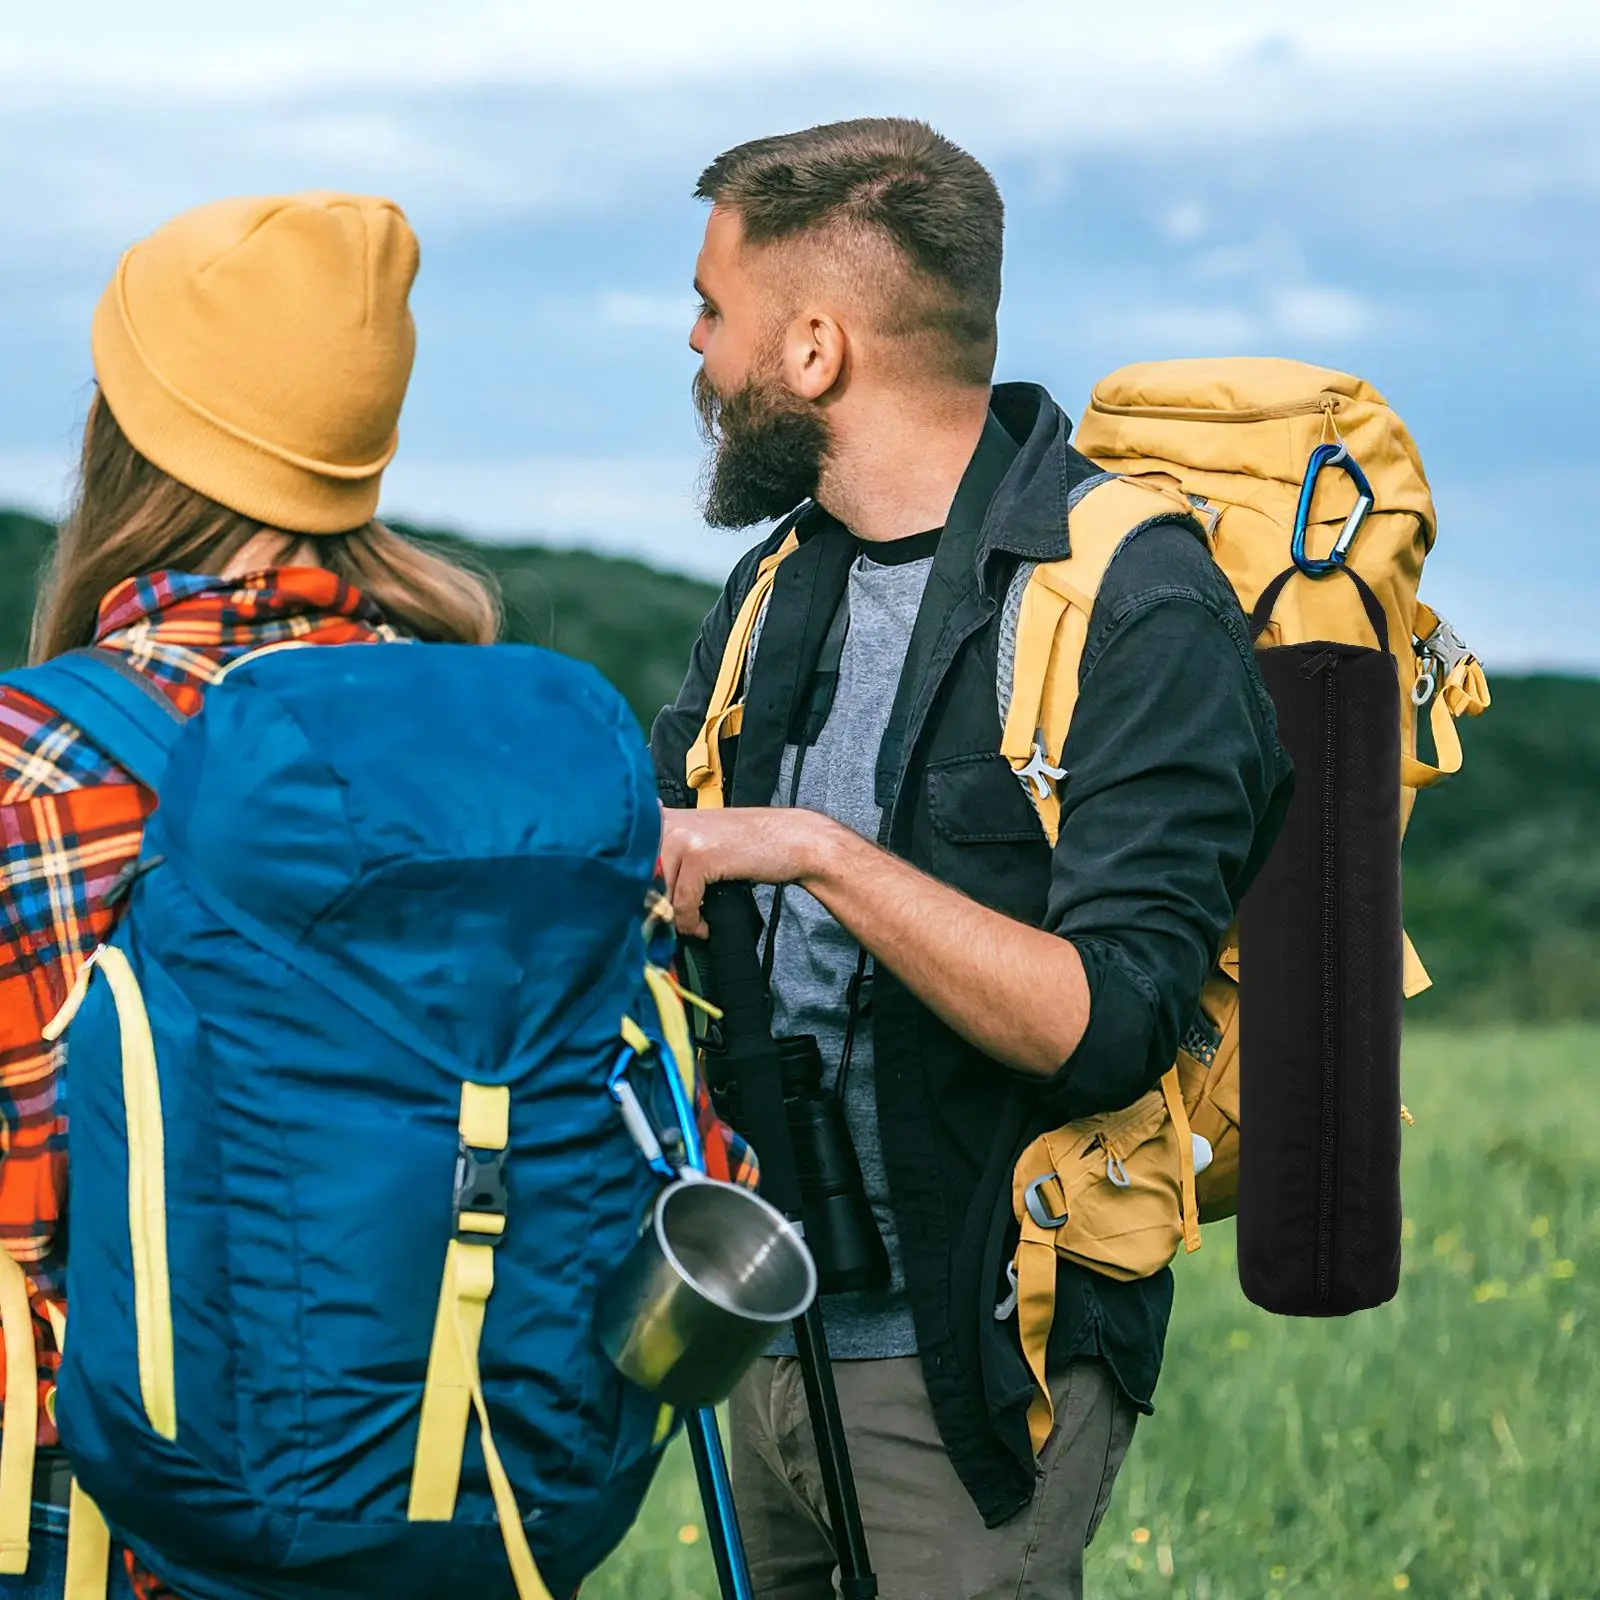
[[685, 358, 1491, 1455]]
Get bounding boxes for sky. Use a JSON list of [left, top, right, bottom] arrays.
[[1, 1, 1596, 669]]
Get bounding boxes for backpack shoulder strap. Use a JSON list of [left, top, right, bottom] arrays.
[[3, 649, 186, 792], [686, 526, 802, 809], [1001, 474, 1199, 846]]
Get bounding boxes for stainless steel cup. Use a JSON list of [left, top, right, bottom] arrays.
[[595, 1174, 817, 1408]]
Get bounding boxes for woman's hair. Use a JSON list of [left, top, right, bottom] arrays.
[[29, 395, 501, 663]]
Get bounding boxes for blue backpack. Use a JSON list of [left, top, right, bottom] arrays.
[[5, 640, 694, 1600]]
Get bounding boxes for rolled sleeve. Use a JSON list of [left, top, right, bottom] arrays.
[[1038, 586, 1293, 1119]]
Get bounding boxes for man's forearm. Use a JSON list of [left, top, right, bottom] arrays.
[[799, 816, 1089, 1078]]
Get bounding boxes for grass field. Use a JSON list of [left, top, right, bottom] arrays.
[[585, 1025, 1599, 1600]]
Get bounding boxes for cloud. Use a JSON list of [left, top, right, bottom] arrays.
[[1270, 287, 1375, 341], [1102, 284, 1378, 354], [1163, 202, 1208, 244], [596, 293, 698, 333], [7, 0, 1599, 97]]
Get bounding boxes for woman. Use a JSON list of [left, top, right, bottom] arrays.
[[0, 191, 498, 1598]]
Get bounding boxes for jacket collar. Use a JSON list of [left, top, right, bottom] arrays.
[[785, 380, 1095, 571], [976, 381, 1107, 569]]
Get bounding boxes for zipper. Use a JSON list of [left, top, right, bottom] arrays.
[[1310, 651, 1341, 1303], [1089, 392, 1343, 425]]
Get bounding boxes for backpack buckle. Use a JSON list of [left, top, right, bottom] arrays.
[[1024, 1173, 1069, 1230], [453, 1141, 509, 1245], [1416, 616, 1471, 680], [1017, 737, 1068, 801]]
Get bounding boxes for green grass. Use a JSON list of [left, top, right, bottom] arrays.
[[586, 1026, 1600, 1599]]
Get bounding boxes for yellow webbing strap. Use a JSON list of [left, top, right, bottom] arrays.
[[46, 946, 180, 1443], [1013, 1129, 1073, 1456], [1401, 602, 1490, 791], [643, 966, 696, 1095], [407, 1085, 550, 1600], [95, 946, 177, 1442], [0, 1252, 37, 1575], [686, 529, 801, 808], [1003, 476, 1199, 846], [409, 1241, 483, 1522], [1158, 1066, 1202, 1256], [62, 1481, 111, 1600], [409, 1084, 508, 1520]]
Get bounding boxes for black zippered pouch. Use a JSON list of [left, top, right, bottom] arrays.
[[1236, 564, 1403, 1316]]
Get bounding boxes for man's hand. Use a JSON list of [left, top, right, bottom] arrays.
[[659, 805, 836, 938], [658, 803, 1090, 1078]]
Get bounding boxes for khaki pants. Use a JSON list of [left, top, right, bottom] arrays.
[[727, 1354, 1137, 1600]]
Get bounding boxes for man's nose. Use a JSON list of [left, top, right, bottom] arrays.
[[689, 316, 707, 356]]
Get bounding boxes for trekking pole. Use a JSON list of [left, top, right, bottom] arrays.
[[697, 882, 879, 1600], [687, 1415, 752, 1600], [652, 1019, 756, 1600]]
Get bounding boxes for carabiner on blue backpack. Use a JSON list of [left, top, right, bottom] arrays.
[[1291, 442, 1375, 577]]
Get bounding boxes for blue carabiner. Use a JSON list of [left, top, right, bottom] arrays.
[[1290, 442, 1375, 577]]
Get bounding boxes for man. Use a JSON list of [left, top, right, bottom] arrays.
[[652, 118, 1293, 1599]]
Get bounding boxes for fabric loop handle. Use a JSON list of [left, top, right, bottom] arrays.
[[1249, 562, 1391, 657]]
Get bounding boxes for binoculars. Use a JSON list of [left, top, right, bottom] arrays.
[[708, 1032, 890, 1297]]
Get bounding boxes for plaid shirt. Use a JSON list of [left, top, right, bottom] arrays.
[[1, 566, 751, 1598]]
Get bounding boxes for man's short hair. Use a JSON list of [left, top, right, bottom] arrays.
[[696, 118, 1003, 388]]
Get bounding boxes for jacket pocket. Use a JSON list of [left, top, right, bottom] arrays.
[[1013, 1088, 1185, 1286], [926, 752, 1049, 914]]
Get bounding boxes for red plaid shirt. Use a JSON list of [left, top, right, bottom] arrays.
[[1, 566, 750, 1598]]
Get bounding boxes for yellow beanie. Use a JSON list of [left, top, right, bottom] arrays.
[[91, 191, 419, 534]]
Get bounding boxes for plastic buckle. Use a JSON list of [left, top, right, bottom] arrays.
[[1017, 734, 1068, 801], [1418, 616, 1471, 679], [1024, 1173, 1069, 1230], [453, 1141, 509, 1245], [1291, 441, 1376, 577], [994, 1261, 1020, 1321]]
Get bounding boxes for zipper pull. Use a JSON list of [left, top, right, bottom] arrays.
[[43, 945, 105, 1042], [1300, 649, 1339, 677]]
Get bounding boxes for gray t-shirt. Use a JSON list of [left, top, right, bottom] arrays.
[[754, 534, 936, 1359]]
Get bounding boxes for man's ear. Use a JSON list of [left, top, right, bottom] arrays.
[[783, 312, 847, 402]]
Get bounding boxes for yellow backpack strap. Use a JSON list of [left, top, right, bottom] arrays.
[[1401, 603, 1491, 791], [1011, 1128, 1076, 1455], [408, 1085, 553, 1600], [62, 1482, 111, 1600], [0, 1252, 38, 1576], [1002, 476, 1199, 846], [642, 966, 697, 1097], [1158, 1066, 1202, 1256], [686, 528, 801, 809]]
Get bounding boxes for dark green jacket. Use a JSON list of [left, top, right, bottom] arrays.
[[651, 383, 1294, 1524]]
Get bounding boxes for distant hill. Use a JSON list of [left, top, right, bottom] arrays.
[[3, 507, 1595, 1021]]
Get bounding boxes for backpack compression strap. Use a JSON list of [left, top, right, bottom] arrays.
[[408, 1084, 554, 1600], [3, 648, 185, 792]]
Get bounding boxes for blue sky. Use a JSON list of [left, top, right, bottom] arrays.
[[2, 1, 1595, 669]]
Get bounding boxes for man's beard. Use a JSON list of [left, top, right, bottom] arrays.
[[693, 365, 830, 530]]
